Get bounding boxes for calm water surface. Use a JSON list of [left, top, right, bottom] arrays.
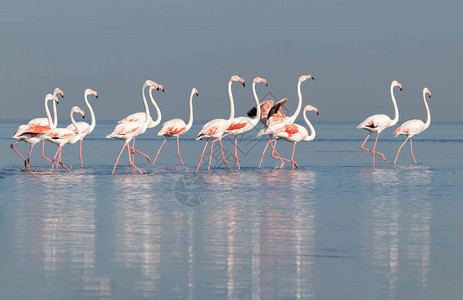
[[1, 120, 462, 299]]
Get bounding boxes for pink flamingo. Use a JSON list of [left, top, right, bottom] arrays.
[[42, 106, 85, 172], [357, 80, 402, 167], [272, 105, 319, 169], [117, 80, 163, 161], [11, 92, 61, 169], [153, 88, 199, 165], [195, 75, 245, 172], [257, 74, 314, 168], [106, 81, 160, 174], [66, 89, 98, 168], [393, 87, 431, 164], [223, 77, 268, 170]]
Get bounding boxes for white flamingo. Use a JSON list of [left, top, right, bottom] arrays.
[[42, 106, 85, 172], [153, 88, 199, 165], [393, 87, 432, 164], [223, 77, 268, 169], [66, 89, 98, 168], [195, 75, 245, 172], [117, 80, 163, 160], [11, 93, 61, 169], [357, 80, 402, 167], [106, 81, 160, 174], [257, 74, 314, 168], [272, 105, 319, 169]]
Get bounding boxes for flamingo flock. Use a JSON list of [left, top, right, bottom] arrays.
[[10, 76, 433, 173]]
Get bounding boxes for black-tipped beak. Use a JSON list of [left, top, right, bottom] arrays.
[[83, 115, 85, 119], [162, 89, 165, 92], [242, 82, 245, 88], [400, 88, 403, 91], [316, 111, 319, 115], [96, 95, 99, 99], [265, 83, 268, 86], [196, 92, 199, 96], [429, 95, 431, 98], [312, 76, 315, 80]]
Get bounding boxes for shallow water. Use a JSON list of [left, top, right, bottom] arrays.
[[1, 120, 463, 299]]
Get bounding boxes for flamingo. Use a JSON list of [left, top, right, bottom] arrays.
[[393, 87, 431, 164], [272, 105, 319, 169], [66, 89, 98, 168], [42, 106, 85, 172], [257, 74, 314, 168], [117, 80, 163, 161], [106, 81, 160, 174], [11, 93, 61, 169], [195, 75, 245, 172], [223, 77, 268, 170], [357, 80, 402, 167], [152, 88, 199, 165]]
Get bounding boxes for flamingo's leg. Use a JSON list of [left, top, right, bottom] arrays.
[[410, 138, 417, 164], [26, 144, 35, 170], [176, 136, 184, 165], [127, 145, 143, 174], [79, 139, 84, 168], [290, 142, 297, 170], [196, 140, 209, 173], [208, 139, 218, 170], [219, 139, 233, 172], [128, 145, 152, 163], [112, 143, 127, 174], [394, 136, 410, 165], [271, 138, 297, 166], [258, 139, 270, 169], [152, 137, 167, 165], [51, 147, 61, 172], [268, 139, 284, 168], [234, 135, 240, 170], [10, 140, 27, 168], [58, 148, 71, 172], [360, 133, 372, 152], [42, 141, 53, 163], [133, 138, 136, 162]]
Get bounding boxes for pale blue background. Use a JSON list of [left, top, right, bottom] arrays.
[[1, 0, 462, 122]]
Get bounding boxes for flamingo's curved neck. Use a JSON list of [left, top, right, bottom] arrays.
[[423, 90, 431, 130], [70, 110, 82, 136], [44, 96, 54, 129], [52, 92, 59, 128], [289, 80, 303, 124], [227, 79, 235, 122], [250, 81, 261, 126], [390, 84, 399, 126], [185, 90, 195, 131], [148, 87, 161, 128], [141, 83, 151, 125], [85, 92, 96, 133], [303, 109, 316, 141]]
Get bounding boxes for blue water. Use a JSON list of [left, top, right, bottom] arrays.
[[1, 120, 463, 299]]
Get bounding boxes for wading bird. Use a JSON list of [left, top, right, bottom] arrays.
[[272, 105, 319, 169], [196, 75, 245, 172], [393, 87, 431, 164], [66, 89, 98, 168], [153, 88, 199, 165], [357, 80, 402, 167], [11, 92, 61, 169], [42, 106, 85, 172], [223, 77, 268, 169], [106, 81, 161, 174]]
